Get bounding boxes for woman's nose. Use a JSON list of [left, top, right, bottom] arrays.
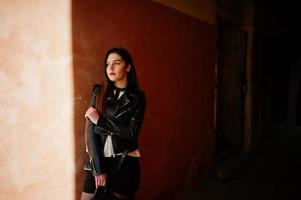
[[107, 64, 114, 70]]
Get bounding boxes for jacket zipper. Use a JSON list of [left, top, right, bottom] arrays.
[[115, 107, 131, 118]]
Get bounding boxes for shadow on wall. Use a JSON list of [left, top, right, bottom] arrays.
[[71, 0, 216, 199]]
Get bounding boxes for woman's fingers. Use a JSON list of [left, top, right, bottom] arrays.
[[101, 178, 106, 186], [95, 176, 100, 187], [95, 174, 107, 187], [85, 107, 92, 118], [94, 174, 107, 187], [95, 178, 98, 188], [85, 107, 99, 124], [98, 178, 102, 187], [102, 174, 107, 186]]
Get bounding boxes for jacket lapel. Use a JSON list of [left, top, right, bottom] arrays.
[[105, 89, 134, 119], [114, 91, 131, 118], [105, 97, 119, 119], [118, 92, 130, 109]]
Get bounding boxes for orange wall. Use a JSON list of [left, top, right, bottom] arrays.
[[153, 0, 216, 24], [0, 0, 74, 199], [72, 0, 216, 199]]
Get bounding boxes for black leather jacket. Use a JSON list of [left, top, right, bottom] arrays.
[[94, 87, 146, 156]]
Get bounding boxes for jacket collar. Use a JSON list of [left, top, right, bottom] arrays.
[[105, 87, 132, 117], [117, 91, 130, 109]]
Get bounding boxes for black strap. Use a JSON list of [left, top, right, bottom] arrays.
[[116, 150, 129, 170], [85, 84, 103, 175]]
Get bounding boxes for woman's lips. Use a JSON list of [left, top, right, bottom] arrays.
[[109, 72, 115, 75]]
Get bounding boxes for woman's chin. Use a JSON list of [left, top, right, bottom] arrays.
[[108, 77, 116, 82]]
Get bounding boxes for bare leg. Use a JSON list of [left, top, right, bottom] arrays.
[[80, 192, 95, 200]]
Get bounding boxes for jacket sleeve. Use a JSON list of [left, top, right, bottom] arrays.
[[96, 92, 146, 142]]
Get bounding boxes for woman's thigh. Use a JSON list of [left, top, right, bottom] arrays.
[[112, 191, 135, 200], [80, 192, 95, 200], [110, 157, 140, 195]]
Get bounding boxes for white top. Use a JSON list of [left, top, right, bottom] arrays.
[[103, 135, 118, 157]]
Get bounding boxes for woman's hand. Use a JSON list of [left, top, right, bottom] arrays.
[[95, 173, 107, 187], [85, 107, 99, 124]]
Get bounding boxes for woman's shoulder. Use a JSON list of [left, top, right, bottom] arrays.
[[128, 88, 146, 102], [129, 88, 144, 96]]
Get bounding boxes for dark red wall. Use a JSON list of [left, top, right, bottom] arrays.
[[72, 0, 216, 199]]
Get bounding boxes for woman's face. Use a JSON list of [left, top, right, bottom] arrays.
[[106, 53, 130, 84]]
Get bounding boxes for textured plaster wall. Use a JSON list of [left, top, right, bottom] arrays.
[[0, 1, 74, 199]]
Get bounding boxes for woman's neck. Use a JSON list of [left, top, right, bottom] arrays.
[[114, 79, 127, 89]]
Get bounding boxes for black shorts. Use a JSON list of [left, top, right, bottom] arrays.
[[83, 156, 141, 195]]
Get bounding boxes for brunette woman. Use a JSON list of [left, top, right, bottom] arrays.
[[81, 47, 146, 200]]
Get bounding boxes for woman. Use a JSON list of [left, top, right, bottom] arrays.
[[81, 47, 146, 200]]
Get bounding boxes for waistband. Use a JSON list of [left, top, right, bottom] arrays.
[[104, 149, 141, 158]]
